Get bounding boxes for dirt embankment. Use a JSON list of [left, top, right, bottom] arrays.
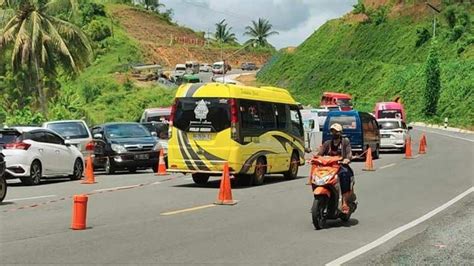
[[109, 5, 271, 69]]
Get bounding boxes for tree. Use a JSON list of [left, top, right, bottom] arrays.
[[142, 0, 164, 12], [422, 41, 441, 117], [0, 0, 92, 115], [243, 18, 278, 48], [214, 19, 236, 44]]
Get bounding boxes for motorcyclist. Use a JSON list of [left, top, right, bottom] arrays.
[[317, 123, 354, 214]]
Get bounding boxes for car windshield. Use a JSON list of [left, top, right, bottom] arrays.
[[46, 122, 89, 139], [379, 121, 401, 130], [378, 109, 402, 119], [213, 64, 223, 69], [176, 67, 186, 71], [105, 124, 151, 139], [336, 99, 352, 107], [174, 98, 230, 133], [328, 115, 357, 129]]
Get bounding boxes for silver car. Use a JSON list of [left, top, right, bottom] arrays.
[[42, 120, 93, 157], [377, 118, 411, 152]]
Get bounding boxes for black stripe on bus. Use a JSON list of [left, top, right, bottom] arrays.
[[194, 141, 225, 162], [185, 83, 204, 97], [181, 132, 210, 171], [240, 150, 277, 174], [177, 131, 197, 170]]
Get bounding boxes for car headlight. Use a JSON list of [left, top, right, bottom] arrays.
[[111, 144, 127, 153]]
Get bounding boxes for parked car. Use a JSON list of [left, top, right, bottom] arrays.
[[323, 111, 381, 159], [91, 123, 161, 174], [199, 63, 211, 72], [141, 122, 169, 166], [42, 120, 93, 158], [0, 127, 84, 185], [241, 62, 258, 71], [0, 150, 6, 203], [377, 118, 412, 152], [173, 64, 187, 79]]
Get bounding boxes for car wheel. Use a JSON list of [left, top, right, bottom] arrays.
[[192, 173, 210, 185], [252, 157, 266, 186], [21, 160, 42, 186], [284, 152, 300, 180], [70, 158, 83, 180], [105, 157, 116, 175], [0, 176, 7, 203]]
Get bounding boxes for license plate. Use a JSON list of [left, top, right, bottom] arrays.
[[135, 154, 149, 160], [193, 133, 211, 141]]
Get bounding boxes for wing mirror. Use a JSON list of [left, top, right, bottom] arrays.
[[408, 126, 413, 130], [151, 132, 158, 137], [93, 133, 103, 139], [64, 140, 72, 147]]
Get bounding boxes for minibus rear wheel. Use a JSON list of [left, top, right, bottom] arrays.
[[192, 173, 210, 185]]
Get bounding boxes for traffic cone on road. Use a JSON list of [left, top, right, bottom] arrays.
[[155, 149, 167, 176], [404, 137, 413, 159], [81, 155, 96, 184], [418, 134, 427, 154], [362, 147, 375, 171], [215, 162, 238, 205], [71, 194, 88, 230]]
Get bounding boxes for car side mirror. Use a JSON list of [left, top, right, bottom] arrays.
[[93, 133, 103, 139], [64, 140, 72, 147], [151, 132, 158, 137], [408, 126, 413, 130]]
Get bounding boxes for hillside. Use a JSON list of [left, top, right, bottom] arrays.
[[257, 1, 473, 128], [109, 4, 271, 68]]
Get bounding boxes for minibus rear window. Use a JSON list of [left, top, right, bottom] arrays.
[[328, 116, 357, 129], [173, 98, 230, 133]]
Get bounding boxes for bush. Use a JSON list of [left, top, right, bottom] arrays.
[[86, 20, 112, 42], [368, 6, 388, 26], [443, 6, 457, 29], [353, 0, 366, 14], [81, 2, 107, 25], [450, 25, 464, 42], [416, 27, 431, 47]]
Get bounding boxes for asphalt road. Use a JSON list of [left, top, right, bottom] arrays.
[[1, 127, 473, 265]]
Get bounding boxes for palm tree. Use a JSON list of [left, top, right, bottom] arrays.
[[0, 0, 92, 114], [244, 18, 278, 48], [214, 19, 236, 44]]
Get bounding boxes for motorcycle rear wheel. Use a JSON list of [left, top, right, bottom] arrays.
[[311, 197, 327, 230]]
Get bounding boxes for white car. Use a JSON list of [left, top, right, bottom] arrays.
[[377, 118, 411, 152], [42, 120, 93, 158], [0, 127, 84, 185], [199, 63, 211, 72]]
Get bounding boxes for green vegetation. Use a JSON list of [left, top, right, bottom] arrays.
[[423, 41, 441, 117], [214, 19, 237, 44], [1, 0, 176, 126], [258, 2, 474, 128], [244, 18, 279, 48]]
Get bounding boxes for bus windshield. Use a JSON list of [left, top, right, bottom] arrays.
[[173, 98, 230, 133]]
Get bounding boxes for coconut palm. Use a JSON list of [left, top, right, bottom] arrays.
[[244, 18, 278, 48], [0, 0, 92, 114], [214, 19, 236, 44]]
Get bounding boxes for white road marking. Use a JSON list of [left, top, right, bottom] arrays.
[[417, 128, 474, 143], [152, 181, 162, 185], [161, 204, 216, 216], [326, 186, 474, 266], [93, 185, 140, 192], [4, 195, 57, 202], [379, 163, 396, 169]]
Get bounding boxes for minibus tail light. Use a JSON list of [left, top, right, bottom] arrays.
[[169, 99, 178, 138]]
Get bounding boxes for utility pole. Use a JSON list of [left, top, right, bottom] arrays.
[[426, 2, 441, 38]]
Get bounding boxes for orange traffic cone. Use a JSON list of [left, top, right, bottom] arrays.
[[362, 147, 375, 171], [418, 134, 427, 154], [404, 137, 413, 159], [215, 162, 238, 205], [155, 149, 167, 176], [81, 155, 96, 184], [71, 194, 88, 230]]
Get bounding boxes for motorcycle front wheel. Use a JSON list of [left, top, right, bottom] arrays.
[[311, 197, 327, 230]]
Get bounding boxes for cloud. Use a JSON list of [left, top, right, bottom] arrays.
[[159, 0, 356, 48]]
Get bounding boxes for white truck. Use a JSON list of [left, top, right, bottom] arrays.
[[300, 109, 321, 152]]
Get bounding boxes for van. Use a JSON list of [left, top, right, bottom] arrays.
[[374, 102, 406, 121], [140, 107, 171, 123], [321, 92, 353, 111], [167, 83, 305, 186], [300, 109, 321, 152], [212, 61, 231, 75], [322, 111, 381, 158]]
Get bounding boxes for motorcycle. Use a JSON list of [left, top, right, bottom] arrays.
[[309, 156, 357, 230]]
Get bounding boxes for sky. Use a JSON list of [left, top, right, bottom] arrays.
[[158, 0, 357, 49]]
